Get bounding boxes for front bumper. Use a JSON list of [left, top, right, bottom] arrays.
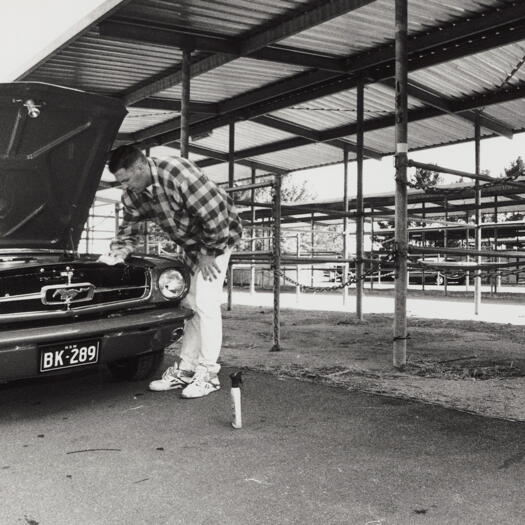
[[0, 306, 193, 381]]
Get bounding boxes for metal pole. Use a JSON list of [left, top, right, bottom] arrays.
[[250, 167, 256, 295], [393, 0, 408, 368], [227, 120, 235, 311], [465, 210, 470, 292], [114, 203, 120, 237], [310, 213, 315, 287], [356, 80, 364, 320], [421, 201, 425, 291], [370, 213, 374, 291], [342, 146, 349, 305], [494, 195, 500, 293], [296, 233, 301, 302], [271, 174, 282, 352], [85, 206, 91, 254], [180, 48, 191, 159], [474, 114, 482, 315], [443, 197, 448, 296], [144, 221, 149, 254]]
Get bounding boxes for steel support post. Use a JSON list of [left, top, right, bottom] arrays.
[[494, 195, 500, 292], [180, 49, 191, 159], [421, 202, 426, 291], [474, 114, 482, 315], [393, 0, 408, 368], [342, 146, 349, 305], [144, 221, 149, 254], [85, 208, 91, 254], [114, 203, 120, 237], [310, 213, 315, 287], [356, 81, 364, 320], [250, 167, 256, 295], [444, 197, 448, 296], [227, 121, 235, 311], [271, 174, 282, 352], [370, 213, 374, 290], [296, 233, 301, 302], [465, 211, 470, 292]]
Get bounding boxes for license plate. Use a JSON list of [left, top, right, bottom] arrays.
[[39, 339, 100, 373]]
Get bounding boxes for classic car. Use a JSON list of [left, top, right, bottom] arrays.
[[0, 82, 193, 382]]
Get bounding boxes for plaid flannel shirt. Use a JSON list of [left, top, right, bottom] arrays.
[[110, 156, 242, 269]]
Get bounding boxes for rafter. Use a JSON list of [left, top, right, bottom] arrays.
[[130, 98, 218, 114], [117, 0, 376, 105], [130, 4, 525, 150], [100, 18, 347, 72], [177, 142, 286, 174], [380, 78, 514, 138], [252, 115, 383, 160]]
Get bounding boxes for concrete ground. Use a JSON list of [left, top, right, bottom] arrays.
[[226, 286, 525, 325], [1, 362, 524, 525]]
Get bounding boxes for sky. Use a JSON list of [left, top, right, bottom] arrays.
[[0, 0, 120, 82], [2, 1, 525, 204], [289, 132, 525, 202]]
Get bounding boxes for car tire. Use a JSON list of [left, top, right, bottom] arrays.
[[107, 350, 165, 381], [435, 274, 445, 286]]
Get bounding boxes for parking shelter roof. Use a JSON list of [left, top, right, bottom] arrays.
[[18, 0, 525, 185]]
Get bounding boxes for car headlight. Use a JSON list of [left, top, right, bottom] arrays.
[[158, 269, 187, 299]]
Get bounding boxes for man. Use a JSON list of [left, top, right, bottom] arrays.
[[101, 145, 242, 398]]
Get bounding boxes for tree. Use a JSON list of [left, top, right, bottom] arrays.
[[409, 166, 443, 190], [502, 156, 524, 179]]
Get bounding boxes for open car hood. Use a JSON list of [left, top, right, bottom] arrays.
[[0, 82, 127, 251]]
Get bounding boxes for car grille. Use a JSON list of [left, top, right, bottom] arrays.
[[0, 262, 150, 320]]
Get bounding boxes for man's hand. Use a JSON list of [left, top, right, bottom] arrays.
[[97, 253, 125, 266], [198, 254, 221, 281]]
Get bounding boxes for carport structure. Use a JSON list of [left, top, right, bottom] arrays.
[[16, 0, 525, 367]]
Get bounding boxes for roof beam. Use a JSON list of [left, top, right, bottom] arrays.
[[380, 78, 514, 138], [99, 19, 237, 54], [130, 98, 218, 114], [118, 0, 376, 105], [100, 18, 347, 72], [320, 82, 525, 143], [132, 5, 525, 150], [252, 115, 383, 160], [177, 142, 286, 174], [137, 80, 525, 157]]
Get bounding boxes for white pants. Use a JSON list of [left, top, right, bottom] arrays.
[[178, 248, 232, 376]]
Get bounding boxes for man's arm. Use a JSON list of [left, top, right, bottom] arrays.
[[108, 196, 144, 260]]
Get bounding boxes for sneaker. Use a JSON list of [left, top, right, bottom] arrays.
[[148, 365, 193, 391], [181, 371, 221, 399]]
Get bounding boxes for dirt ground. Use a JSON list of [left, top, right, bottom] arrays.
[[214, 305, 525, 422]]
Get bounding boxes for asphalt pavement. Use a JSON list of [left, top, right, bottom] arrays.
[[0, 363, 524, 524]]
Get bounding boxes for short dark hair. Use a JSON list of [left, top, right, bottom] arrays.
[[108, 145, 146, 174]]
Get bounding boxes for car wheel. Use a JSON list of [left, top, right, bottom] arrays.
[[107, 350, 165, 381], [435, 274, 445, 285]]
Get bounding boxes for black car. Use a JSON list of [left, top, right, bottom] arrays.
[[0, 82, 192, 382]]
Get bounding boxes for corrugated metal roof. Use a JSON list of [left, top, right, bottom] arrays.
[[18, 0, 525, 184], [157, 58, 307, 102], [279, 0, 511, 56], [117, 0, 310, 37], [27, 30, 183, 94], [192, 120, 296, 151]]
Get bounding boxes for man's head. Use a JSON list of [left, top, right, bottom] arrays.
[[108, 145, 152, 193]]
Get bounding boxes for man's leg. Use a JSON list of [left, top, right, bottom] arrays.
[[181, 249, 231, 398], [178, 279, 201, 372], [148, 264, 201, 391]]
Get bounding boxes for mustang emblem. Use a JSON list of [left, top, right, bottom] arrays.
[[41, 283, 95, 306], [53, 288, 84, 302]]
